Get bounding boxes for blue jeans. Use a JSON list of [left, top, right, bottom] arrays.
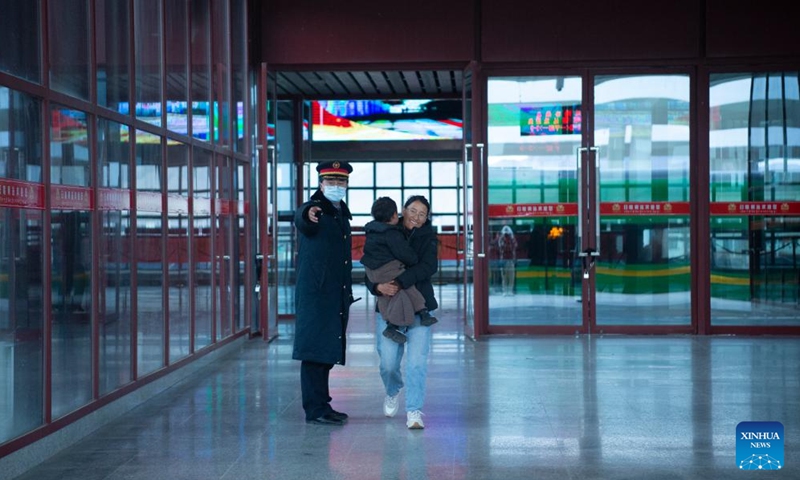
[[376, 312, 432, 413]]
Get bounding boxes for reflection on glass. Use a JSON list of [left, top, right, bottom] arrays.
[[487, 76, 582, 326], [50, 106, 89, 186], [709, 72, 800, 326], [50, 104, 92, 417], [165, 0, 188, 136], [191, 0, 212, 141], [215, 155, 233, 338], [98, 118, 132, 394], [50, 210, 92, 418], [136, 131, 164, 375], [236, 162, 246, 330], [0, 88, 43, 181], [232, 0, 247, 152], [97, 0, 130, 110], [594, 75, 691, 326], [168, 143, 190, 362], [212, 0, 231, 146], [48, 0, 90, 100], [194, 147, 213, 348], [0, 209, 44, 442], [0, 1, 41, 82], [134, 0, 162, 127]]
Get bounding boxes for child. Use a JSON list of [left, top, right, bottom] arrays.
[[361, 197, 437, 343]]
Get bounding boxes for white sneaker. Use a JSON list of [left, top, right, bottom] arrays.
[[383, 394, 399, 417], [406, 410, 424, 429]]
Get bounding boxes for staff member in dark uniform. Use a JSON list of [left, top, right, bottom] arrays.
[[293, 161, 355, 425]]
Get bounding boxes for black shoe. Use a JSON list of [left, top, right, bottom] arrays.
[[306, 413, 346, 425], [419, 310, 438, 327], [382, 326, 407, 344], [329, 409, 348, 421]]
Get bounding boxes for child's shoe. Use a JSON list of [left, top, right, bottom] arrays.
[[418, 309, 438, 327], [382, 324, 407, 343]]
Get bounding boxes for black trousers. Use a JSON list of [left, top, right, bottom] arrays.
[[300, 360, 334, 420]]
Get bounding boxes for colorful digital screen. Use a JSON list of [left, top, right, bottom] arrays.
[[117, 101, 245, 143], [313, 100, 462, 141], [520, 104, 581, 136]]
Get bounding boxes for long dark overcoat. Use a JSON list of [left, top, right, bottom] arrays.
[[292, 190, 353, 365]]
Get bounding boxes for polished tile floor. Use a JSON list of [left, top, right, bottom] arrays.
[[12, 304, 800, 480]]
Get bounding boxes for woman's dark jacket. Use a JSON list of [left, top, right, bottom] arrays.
[[292, 190, 353, 366], [365, 217, 439, 312], [360, 220, 418, 270]]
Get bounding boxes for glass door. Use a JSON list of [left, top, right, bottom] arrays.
[[592, 74, 692, 329], [486, 75, 583, 331], [461, 64, 476, 338], [485, 73, 693, 332], [255, 64, 279, 340]]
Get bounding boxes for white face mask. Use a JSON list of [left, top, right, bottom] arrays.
[[323, 185, 347, 203]]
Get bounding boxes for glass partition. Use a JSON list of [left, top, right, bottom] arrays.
[[50, 106, 92, 418], [0, 0, 41, 82], [97, 118, 133, 394], [96, 0, 131, 111], [709, 72, 800, 326], [135, 131, 164, 375], [215, 154, 233, 338], [48, 0, 90, 100], [133, 0, 162, 127], [193, 147, 213, 347], [164, 0, 189, 137], [0, 87, 44, 443], [190, 0, 212, 142], [167, 142, 190, 362]]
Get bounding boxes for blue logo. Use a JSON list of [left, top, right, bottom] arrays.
[[736, 421, 784, 470]]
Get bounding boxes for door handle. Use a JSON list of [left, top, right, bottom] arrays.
[[476, 143, 486, 258], [577, 146, 600, 258]]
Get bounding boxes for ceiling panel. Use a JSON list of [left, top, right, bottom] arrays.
[[275, 69, 462, 100]]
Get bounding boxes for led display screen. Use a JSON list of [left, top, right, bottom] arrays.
[[313, 100, 462, 141], [520, 104, 581, 136]]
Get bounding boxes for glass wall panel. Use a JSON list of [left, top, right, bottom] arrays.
[[231, 0, 247, 152], [50, 105, 90, 186], [96, 0, 131, 111], [0, 208, 44, 443], [212, 0, 231, 147], [165, 0, 189, 137], [0, 0, 41, 82], [0, 88, 43, 182], [48, 0, 90, 100], [135, 131, 164, 374], [50, 207, 93, 420], [133, 0, 163, 127], [0, 87, 44, 441], [193, 147, 212, 347], [97, 118, 132, 394], [167, 142, 190, 361], [215, 155, 232, 338], [709, 72, 800, 326], [50, 105, 91, 419], [236, 162, 246, 330], [190, 0, 212, 142]]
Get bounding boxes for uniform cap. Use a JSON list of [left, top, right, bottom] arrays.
[[317, 161, 353, 178]]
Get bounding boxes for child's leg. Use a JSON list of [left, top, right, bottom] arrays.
[[417, 308, 438, 326]]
